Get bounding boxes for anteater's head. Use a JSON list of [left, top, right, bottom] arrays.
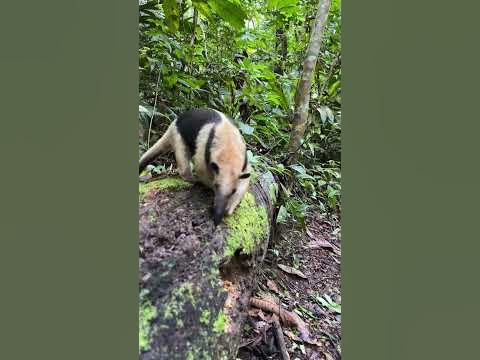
[[209, 122, 251, 226]]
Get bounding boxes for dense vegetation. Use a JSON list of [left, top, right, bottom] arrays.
[[138, 0, 341, 224]]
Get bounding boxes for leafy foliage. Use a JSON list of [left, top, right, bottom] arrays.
[[138, 0, 341, 220]]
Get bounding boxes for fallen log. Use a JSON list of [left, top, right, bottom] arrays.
[[139, 172, 277, 360]]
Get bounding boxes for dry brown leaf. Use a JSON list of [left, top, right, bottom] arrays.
[[283, 329, 302, 342], [333, 245, 341, 256], [306, 228, 319, 239], [324, 352, 335, 360], [248, 308, 262, 318], [250, 297, 311, 341], [306, 239, 334, 250], [266, 279, 280, 294], [277, 264, 308, 279]]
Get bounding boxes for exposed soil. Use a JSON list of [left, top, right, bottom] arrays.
[[237, 211, 341, 360]]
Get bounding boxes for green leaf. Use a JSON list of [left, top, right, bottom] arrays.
[[316, 294, 341, 314], [192, 0, 215, 22], [290, 164, 307, 175], [163, 0, 179, 33], [238, 121, 255, 135], [267, 0, 298, 15], [276, 205, 289, 224], [207, 0, 247, 30]]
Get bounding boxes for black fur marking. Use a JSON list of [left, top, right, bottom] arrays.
[[175, 108, 221, 154], [205, 125, 216, 167], [242, 149, 248, 171]]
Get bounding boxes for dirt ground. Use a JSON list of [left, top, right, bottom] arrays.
[[139, 163, 341, 359], [237, 211, 341, 360]]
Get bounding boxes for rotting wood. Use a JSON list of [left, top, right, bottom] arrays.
[[139, 172, 277, 360]]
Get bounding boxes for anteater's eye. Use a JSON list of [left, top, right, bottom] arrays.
[[239, 173, 250, 179], [230, 188, 237, 196], [210, 162, 219, 174]]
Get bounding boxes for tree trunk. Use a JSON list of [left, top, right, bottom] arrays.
[[139, 172, 277, 359], [274, 25, 288, 74], [287, 0, 332, 164]]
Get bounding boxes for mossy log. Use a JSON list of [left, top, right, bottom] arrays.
[[139, 172, 277, 360]]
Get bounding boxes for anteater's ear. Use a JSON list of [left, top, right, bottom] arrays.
[[239, 172, 250, 179], [209, 162, 219, 174]]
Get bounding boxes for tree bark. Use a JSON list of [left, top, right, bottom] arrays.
[[139, 172, 277, 359], [287, 0, 332, 164], [274, 25, 288, 74]]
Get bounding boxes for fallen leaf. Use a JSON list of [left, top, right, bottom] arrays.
[[248, 309, 260, 317], [306, 239, 333, 250], [324, 352, 335, 360], [278, 264, 308, 279], [332, 245, 341, 256], [267, 279, 280, 294], [250, 297, 312, 341], [303, 338, 324, 347], [283, 329, 302, 342]]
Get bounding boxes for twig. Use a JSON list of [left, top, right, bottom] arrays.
[[147, 71, 162, 149], [272, 314, 290, 360], [319, 53, 340, 100]]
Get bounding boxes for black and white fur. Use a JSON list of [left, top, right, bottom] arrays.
[[139, 108, 251, 225]]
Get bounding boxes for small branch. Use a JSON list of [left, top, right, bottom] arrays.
[[272, 314, 290, 360], [319, 53, 340, 100], [147, 71, 162, 148]]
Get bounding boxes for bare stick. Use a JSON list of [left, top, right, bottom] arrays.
[[272, 314, 290, 360]]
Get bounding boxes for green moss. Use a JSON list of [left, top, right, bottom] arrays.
[[213, 310, 227, 334], [163, 282, 196, 324], [139, 300, 157, 353], [200, 309, 211, 326], [224, 192, 268, 257], [139, 177, 191, 198], [186, 348, 212, 360]]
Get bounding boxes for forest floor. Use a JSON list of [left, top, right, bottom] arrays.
[[237, 211, 341, 360], [141, 155, 341, 359]]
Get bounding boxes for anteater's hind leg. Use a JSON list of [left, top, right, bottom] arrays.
[[172, 131, 196, 183]]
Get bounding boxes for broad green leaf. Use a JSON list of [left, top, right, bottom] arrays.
[[317, 106, 327, 122], [207, 0, 247, 30], [238, 121, 255, 135], [192, 0, 215, 22], [163, 0, 179, 33], [276, 205, 289, 224], [290, 164, 307, 175]]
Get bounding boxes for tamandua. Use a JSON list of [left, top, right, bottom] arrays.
[[139, 108, 251, 225]]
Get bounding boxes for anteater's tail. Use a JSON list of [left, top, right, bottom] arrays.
[[139, 123, 174, 173]]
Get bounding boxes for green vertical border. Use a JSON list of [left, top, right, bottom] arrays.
[[343, 0, 480, 359], [0, 1, 138, 359]]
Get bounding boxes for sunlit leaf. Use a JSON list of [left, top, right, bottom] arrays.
[[163, 0, 179, 33]]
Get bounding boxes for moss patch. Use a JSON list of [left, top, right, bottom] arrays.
[[213, 310, 227, 334], [139, 300, 157, 353], [139, 177, 191, 198], [224, 192, 268, 257], [163, 282, 196, 327], [200, 309, 211, 326]]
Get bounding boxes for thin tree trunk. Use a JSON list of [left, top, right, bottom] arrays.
[[274, 25, 288, 74], [319, 53, 340, 100], [190, 8, 198, 46], [287, 0, 331, 164]]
